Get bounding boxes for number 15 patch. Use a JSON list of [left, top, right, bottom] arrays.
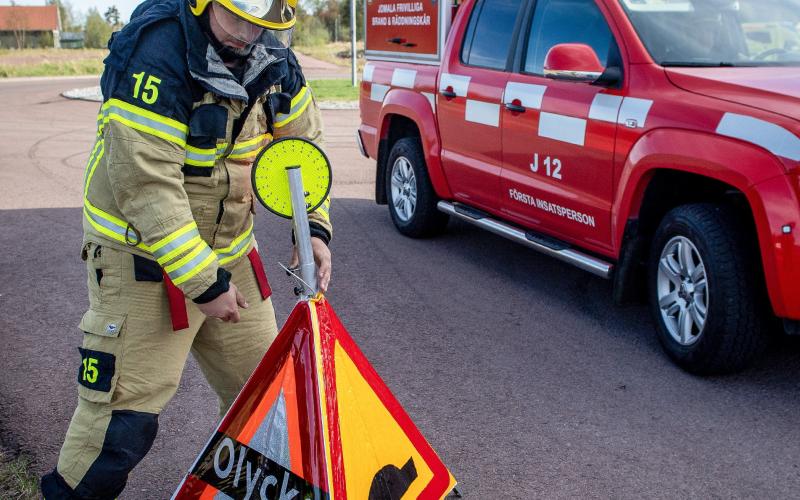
[[77, 347, 115, 392]]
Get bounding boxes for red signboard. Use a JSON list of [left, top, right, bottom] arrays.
[[365, 0, 442, 59]]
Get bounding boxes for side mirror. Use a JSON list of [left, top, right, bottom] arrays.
[[543, 43, 605, 83]]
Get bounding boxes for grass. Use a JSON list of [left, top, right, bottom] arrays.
[[0, 48, 360, 101], [0, 449, 39, 500], [309, 78, 359, 101], [0, 48, 106, 78]]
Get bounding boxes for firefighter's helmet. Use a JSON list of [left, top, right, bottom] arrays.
[[190, 0, 296, 30]]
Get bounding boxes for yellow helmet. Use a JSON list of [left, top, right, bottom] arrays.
[[190, 0, 297, 30]]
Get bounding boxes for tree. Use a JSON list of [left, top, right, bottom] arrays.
[[104, 5, 121, 29], [84, 8, 113, 49], [47, 0, 78, 32], [7, 2, 30, 49], [338, 0, 364, 41]]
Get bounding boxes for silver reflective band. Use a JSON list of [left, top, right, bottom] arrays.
[[84, 207, 128, 236], [153, 228, 202, 262], [104, 103, 188, 143], [185, 148, 217, 164], [217, 231, 254, 265], [168, 245, 214, 281]]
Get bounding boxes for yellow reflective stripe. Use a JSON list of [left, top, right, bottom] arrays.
[[164, 242, 206, 273], [185, 145, 217, 167], [151, 222, 197, 252], [226, 148, 263, 160], [315, 205, 330, 222], [216, 222, 253, 254], [173, 250, 217, 285], [217, 234, 252, 265], [215, 223, 254, 265], [232, 133, 271, 151], [101, 98, 188, 147], [157, 235, 202, 266], [83, 139, 104, 197], [164, 241, 217, 285], [82, 204, 152, 252], [227, 134, 271, 160], [274, 86, 312, 128]]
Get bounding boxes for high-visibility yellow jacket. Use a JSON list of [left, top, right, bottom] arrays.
[[82, 0, 331, 301]]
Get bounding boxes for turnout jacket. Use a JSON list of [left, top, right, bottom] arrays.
[[83, 0, 330, 301]]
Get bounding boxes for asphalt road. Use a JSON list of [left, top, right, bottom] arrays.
[[2, 77, 800, 499]]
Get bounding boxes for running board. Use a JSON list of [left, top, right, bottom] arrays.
[[438, 201, 613, 279]]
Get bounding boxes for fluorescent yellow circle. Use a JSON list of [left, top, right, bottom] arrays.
[[251, 138, 332, 219]]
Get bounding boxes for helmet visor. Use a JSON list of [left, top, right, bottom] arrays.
[[212, 2, 293, 49], [217, 0, 296, 30]]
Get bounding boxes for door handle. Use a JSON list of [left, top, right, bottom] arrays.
[[440, 89, 457, 99], [505, 102, 526, 113]]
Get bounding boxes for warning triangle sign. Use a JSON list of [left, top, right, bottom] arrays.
[[173, 298, 456, 500]]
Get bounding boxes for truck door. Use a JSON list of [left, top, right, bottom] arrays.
[[436, 0, 524, 212], [500, 0, 624, 254]]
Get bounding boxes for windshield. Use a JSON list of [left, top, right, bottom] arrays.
[[619, 0, 800, 66]]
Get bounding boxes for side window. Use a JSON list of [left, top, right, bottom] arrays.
[[524, 0, 616, 75], [461, 0, 524, 70]]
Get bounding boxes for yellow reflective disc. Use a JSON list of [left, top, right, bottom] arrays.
[[251, 137, 332, 219]]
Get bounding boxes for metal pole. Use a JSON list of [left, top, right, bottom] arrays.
[[350, 0, 357, 86], [287, 166, 317, 299]]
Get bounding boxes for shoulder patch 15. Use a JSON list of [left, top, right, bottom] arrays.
[[77, 347, 116, 392]]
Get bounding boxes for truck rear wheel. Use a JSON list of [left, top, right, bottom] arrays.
[[385, 137, 449, 237], [648, 203, 766, 374]]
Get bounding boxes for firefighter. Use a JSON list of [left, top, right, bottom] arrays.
[[41, 0, 331, 497]]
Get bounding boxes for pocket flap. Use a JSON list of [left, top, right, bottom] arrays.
[[79, 310, 126, 338]]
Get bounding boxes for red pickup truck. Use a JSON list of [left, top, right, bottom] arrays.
[[357, 0, 800, 374]]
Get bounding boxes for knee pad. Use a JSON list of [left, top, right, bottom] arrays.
[[50, 410, 159, 499]]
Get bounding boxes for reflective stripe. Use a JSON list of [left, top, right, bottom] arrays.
[[83, 204, 151, 251], [717, 113, 800, 161], [439, 73, 471, 97], [315, 205, 330, 221], [216, 223, 254, 265], [617, 97, 653, 128], [165, 242, 216, 285], [152, 222, 203, 264], [274, 86, 312, 128], [465, 100, 500, 127], [100, 99, 188, 147], [370, 84, 390, 103], [185, 145, 217, 167], [315, 197, 331, 221], [391, 69, 417, 89], [228, 134, 271, 160], [538, 112, 587, 146], [83, 139, 104, 196]]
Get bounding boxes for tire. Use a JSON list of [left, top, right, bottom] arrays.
[[385, 137, 449, 238], [648, 203, 767, 374]]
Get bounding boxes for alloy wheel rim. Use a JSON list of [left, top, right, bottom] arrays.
[[390, 156, 417, 222], [656, 236, 709, 346]]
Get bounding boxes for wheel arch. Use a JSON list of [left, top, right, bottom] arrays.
[[612, 128, 782, 307], [375, 90, 452, 204]]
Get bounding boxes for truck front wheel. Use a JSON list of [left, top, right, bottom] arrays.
[[648, 203, 766, 374], [385, 137, 449, 237]]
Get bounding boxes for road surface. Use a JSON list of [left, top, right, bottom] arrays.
[[1, 77, 800, 499]]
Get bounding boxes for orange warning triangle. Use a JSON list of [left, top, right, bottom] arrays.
[[173, 297, 456, 500]]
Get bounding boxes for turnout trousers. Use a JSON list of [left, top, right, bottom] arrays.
[[41, 242, 278, 499]]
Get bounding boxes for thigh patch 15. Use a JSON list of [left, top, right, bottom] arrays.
[[76, 309, 126, 404]]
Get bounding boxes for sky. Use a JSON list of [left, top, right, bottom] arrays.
[[0, 0, 142, 23]]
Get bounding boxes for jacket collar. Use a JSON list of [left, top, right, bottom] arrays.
[[105, 0, 288, 104]]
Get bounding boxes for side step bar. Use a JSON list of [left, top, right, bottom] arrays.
[[437, 201, 613, 279]]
